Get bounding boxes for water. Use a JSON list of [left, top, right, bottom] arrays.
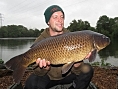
[[0, 38, 118, 67], [0, 38, 35, 62]]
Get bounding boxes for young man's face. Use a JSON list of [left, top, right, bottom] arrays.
[[48, 11, 64, 32]]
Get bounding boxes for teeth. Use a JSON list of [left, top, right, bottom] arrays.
[[58, 24, 61, 26]]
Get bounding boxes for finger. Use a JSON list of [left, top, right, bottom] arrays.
[[39, 60, 43, 68], [42, 59, 46, 67], [36, 58, 41, 64], [44, 66, 50, 70], [47, 61, 50, 65]]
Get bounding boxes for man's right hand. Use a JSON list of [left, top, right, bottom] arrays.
[[36, 58, 50, 70]]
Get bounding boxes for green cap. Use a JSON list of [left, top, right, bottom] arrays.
[[44, 5, 64, 24]]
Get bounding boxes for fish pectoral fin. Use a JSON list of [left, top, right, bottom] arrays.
[[88, 49, 97, 62], [62, 62, 74, 74]]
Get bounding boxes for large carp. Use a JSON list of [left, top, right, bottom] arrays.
[[5, 30, 110, 83]]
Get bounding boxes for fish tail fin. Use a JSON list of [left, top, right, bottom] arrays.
[[5, 54, 26, 83]]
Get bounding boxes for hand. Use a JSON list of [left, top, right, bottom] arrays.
[[73, 62, 81, 68], [36, 58, 50, 70]]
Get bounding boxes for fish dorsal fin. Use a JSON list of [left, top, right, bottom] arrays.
[[88, 49, 97, 62], [30, 41, 40, 48], [62, 62, 74, 74]]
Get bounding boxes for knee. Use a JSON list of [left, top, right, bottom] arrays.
[[24, 73, 38, 89], [24, 73, 50, 89]]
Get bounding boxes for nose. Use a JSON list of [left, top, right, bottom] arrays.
[[57, 17, 63, 22]]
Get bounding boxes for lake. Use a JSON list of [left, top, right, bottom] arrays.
[[0, 38, 118, 67]]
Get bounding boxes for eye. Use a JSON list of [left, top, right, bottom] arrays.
[[102, 35, 106, 39], [53, 15, 57, 19], [61, 15, 64, 19]]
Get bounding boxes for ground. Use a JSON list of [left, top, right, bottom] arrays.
[[92, 66, 118, 89], [0, 66, 118, 89]]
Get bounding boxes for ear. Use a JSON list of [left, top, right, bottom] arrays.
[[47, 21, 50, 25]]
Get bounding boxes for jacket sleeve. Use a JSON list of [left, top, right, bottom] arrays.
[[33, 35, 50, 76], [34, 67, 50, 76]]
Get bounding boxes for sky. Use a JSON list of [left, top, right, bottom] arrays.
[[0, 0, 118, 30]]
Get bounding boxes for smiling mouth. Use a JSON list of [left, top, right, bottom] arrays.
[[57, 24, 62, 27]]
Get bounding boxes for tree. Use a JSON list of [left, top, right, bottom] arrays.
[[17, 25, 28, 37], [34, 29, 40, 37], [96, 15, 118, 38], [96, 15, 110, 37], [28, 29, 35, 37], [0, 25, 41, 37], [0, 26, 8, 37], [7, 25, 21, 37], [111, 17, 118, 38], [67, 19, 95, 32], [96, 15, 110, 33]]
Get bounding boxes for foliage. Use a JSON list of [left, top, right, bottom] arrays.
[[96, 15, 118, 38], [0, 25, 41, 38], [91, 58, 111, 67], [67, 19, 95, 32], [0, 59, 4, 64]]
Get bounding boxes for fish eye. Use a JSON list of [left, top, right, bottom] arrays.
[[102, 35, 106, 38]]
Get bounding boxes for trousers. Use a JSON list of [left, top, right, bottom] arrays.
[[24, 64, 94, 89]]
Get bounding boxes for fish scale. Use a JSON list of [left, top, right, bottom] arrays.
[[5, 30, 110, 83]]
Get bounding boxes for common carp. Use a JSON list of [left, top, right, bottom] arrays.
[[5, 30, 110, 83]]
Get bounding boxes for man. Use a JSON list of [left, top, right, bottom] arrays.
[[24, 5, 94, 89]]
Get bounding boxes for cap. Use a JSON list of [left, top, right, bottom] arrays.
[[44, 5, 64, 24]]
